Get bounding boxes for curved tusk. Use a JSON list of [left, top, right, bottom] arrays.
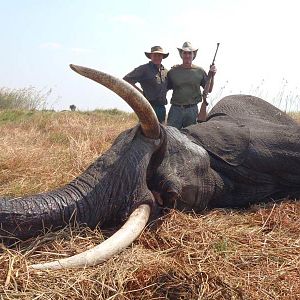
[[29, 204, 151, 270], [69, 64, 160, 140]]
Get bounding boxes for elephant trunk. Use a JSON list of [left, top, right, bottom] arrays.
[[0, 127, 162, 241], [0, 184, 90, 240], [0, 165, 116, 240]]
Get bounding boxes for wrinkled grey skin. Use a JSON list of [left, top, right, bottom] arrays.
[[1, 94, 300, 241]]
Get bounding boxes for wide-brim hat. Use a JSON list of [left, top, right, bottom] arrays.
[[177, 41, 198, 60], [145, 46, 169, 59]]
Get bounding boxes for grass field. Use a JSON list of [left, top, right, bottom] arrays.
[[0, 109, 299, 299]]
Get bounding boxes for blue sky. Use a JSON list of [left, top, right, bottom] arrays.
[[1, 0, 299, 111]]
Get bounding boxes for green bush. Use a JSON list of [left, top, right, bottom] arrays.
[[0, 110, 34, 124], [0, 86, 51, 110], [92, 108, 128, 116]]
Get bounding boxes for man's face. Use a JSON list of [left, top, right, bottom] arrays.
[[181, 51, 194, 64], [150, 53, 164, 65]]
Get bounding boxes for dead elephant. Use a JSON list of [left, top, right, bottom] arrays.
[[0, 65, 299, 269]]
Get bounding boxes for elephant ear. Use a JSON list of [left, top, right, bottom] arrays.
[[183, 114, 250, 166]]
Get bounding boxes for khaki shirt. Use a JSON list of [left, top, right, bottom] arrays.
[[123, 62, 168, 106], [167, 64, 208, 105]]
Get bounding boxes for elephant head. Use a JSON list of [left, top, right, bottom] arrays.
[[0, 65, 219, 269]]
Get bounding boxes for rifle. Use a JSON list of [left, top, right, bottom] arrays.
[[202, 43, 220, 104]]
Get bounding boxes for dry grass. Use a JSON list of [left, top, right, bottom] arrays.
[[0, 110, 135, 197], [290, 112, 300, 123], [0, 109, 299, 299]]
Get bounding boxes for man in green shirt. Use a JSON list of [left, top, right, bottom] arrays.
[[167, 42, 217, 129], [123, 46, 169, 123]]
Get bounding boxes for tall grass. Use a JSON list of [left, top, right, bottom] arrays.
[[209, 79, 300, 113], [0, 86, 51, 110]]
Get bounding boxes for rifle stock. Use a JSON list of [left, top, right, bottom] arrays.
[[202, 71, 213, 104]]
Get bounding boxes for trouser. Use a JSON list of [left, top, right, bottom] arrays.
[[151, 104, 166, 123], [167, 104, 198, 129]]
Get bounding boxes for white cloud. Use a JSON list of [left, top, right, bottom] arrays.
[[39, 42, 62, 49]]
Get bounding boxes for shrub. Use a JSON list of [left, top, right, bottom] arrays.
[[0, 86, 51, 110]]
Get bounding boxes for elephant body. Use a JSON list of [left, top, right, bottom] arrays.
[[184, 95, 300, 209], [1, 91, 299, 241]]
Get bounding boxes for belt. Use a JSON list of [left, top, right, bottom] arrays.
[[172, 103, 196, 108]]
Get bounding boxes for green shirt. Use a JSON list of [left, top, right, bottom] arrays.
[[167, 64, 208, 105], [123, 62, 168, 106]]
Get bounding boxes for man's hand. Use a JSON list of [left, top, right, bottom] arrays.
[[209, 64, 217, 75]]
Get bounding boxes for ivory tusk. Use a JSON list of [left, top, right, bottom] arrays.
[[29, 204, 151, 270], [69, 64, 160, 140]]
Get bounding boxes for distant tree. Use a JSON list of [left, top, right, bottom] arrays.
[[69, 104, 76, 111]]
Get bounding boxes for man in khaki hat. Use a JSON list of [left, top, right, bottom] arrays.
[[167, 41, 217, 129], [123, 46, 169, 123]]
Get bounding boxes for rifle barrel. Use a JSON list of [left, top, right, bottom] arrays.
[[212, 43, 220, 65]]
